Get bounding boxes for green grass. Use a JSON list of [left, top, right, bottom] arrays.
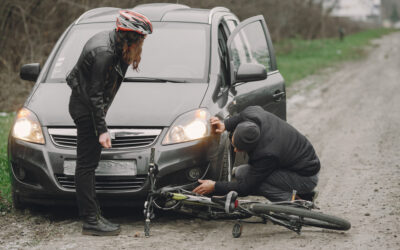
[[0, 113, 15, 211], [275, 28, 396, 86]]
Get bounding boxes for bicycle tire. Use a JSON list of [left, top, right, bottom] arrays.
[[250, 204, 351, 231]]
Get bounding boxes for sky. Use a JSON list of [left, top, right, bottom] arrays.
[[323, 0, 381, 20]]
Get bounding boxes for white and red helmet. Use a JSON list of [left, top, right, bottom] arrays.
[[116, 10, 153, 35]]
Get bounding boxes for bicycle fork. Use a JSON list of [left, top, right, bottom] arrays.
[[144, 196, 154, 237], [143, 148, 157, 237]]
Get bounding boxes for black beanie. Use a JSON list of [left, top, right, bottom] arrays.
[[233, 121, 261, 152]]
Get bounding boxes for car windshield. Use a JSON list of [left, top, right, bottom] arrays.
[[46, 22, 210, 83]]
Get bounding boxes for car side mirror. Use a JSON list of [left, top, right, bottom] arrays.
[[234, 63, 267, 85], [20, 63, 41, 82]]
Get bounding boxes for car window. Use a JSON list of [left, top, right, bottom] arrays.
[[229, 30, 251, 73], [229, 20, 272, 73], [46, 22, 210, 83], [226, 19, 238, 33], [48, 23, 115, 82], [218, 24, 229, 85]]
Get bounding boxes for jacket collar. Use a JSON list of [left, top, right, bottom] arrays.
[[109, 29, 120, 57], [109, 29, 129, 77]]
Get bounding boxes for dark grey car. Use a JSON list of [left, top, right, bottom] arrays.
[[8, 3, 286, 208]]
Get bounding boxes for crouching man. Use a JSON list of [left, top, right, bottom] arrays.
[[193, 106, 320, 202]]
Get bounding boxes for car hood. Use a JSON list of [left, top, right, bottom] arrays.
[[27, 82, 208, 127]]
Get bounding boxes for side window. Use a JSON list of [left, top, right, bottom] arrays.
[[218, 24, 229, 85], [230, 30, 250, 73], [218, 24, 228, 60], [229, 20, 273, 73], [226, 20, 238, 33]]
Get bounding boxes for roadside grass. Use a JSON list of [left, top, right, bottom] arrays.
[[276, 28, 396, 86], [0, 113, 14, 211]]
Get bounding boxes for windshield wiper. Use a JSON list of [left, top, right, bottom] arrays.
[[123, 77, 187, 83]]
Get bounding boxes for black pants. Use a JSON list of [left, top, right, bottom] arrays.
[[235, 164, 318, 202], [74, 116, 102, 217]]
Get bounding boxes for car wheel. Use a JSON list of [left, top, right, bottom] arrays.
[[213, 138, 235, 182], [207, 136, 232, 181], [220, 141, 235, 182]]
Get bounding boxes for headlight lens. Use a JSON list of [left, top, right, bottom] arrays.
[[12, 108, 45, 144], [162, 109, 211, 145]]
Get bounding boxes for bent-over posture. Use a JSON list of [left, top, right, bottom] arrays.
[[193, 106, 320, 202], [67, 10, 152, 236]]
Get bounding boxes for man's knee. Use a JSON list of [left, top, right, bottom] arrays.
[[234, 164, 251, 180]]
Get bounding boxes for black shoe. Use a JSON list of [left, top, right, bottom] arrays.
[[98, 215, 120, 229], [82, 214, 121, 236], [298, 190, 319, 202]]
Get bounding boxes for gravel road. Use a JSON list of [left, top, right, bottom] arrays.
[[1, 32, 399, 250]]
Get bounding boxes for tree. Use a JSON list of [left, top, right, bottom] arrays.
[[390, 5, 399, 23]]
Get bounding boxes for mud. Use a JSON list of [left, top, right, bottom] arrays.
[[1, 32, 399, 250]]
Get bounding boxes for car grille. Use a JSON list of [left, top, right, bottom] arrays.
[[48, 128, 162, 149], [55, 174, 147, 191]]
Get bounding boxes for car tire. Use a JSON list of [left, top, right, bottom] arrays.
[[12, 187, 25, 210], [207, 136, 232, 181], [220, 141, 235, 182]]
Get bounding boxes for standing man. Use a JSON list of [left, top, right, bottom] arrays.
[[193, 106, 320, 202], [66, 10, 152, 236]]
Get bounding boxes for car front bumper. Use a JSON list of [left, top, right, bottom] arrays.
[[8, 128, 220, 206]]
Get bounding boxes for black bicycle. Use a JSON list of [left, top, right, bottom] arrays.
[[143, 148, 351, 238]]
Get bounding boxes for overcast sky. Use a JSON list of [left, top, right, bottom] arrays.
[[324, 0, 381, 19]]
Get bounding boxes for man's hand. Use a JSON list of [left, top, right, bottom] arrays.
[[210, 117, 225, 134], [193, 179, 216, 195], [99, 132, 112, 148]]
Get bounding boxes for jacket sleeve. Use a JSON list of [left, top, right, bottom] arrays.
[[224, 105, 265, 132], [87, 51, 114, 135], [214, 156, 279, 196], [224, 114, 242, 132]]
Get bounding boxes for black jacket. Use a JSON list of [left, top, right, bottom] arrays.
[[215, 106, 320, 196], [67, 30, 128, 135]]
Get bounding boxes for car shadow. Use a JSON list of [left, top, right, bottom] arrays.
[[16, 204, 195, 224]]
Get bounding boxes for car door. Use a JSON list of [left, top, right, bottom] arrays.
[[226, 15, 286, 120]]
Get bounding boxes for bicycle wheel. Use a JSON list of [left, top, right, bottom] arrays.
[[250, 204, 351, 231]]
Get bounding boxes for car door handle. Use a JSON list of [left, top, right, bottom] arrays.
[[273, 91, 285, 101]]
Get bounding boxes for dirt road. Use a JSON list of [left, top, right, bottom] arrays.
[[1, 32, 399, 250]]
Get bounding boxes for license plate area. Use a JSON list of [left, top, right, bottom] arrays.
[[64, 160, 137, 176]]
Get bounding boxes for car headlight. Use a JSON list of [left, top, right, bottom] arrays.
[[12, 108, 45, 144], [162, 108, 211, 145]]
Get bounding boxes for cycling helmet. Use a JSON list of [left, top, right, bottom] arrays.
[[116, 10, 153, 35]]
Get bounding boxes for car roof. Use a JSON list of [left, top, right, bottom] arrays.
[[75, 3, 230, 24]]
